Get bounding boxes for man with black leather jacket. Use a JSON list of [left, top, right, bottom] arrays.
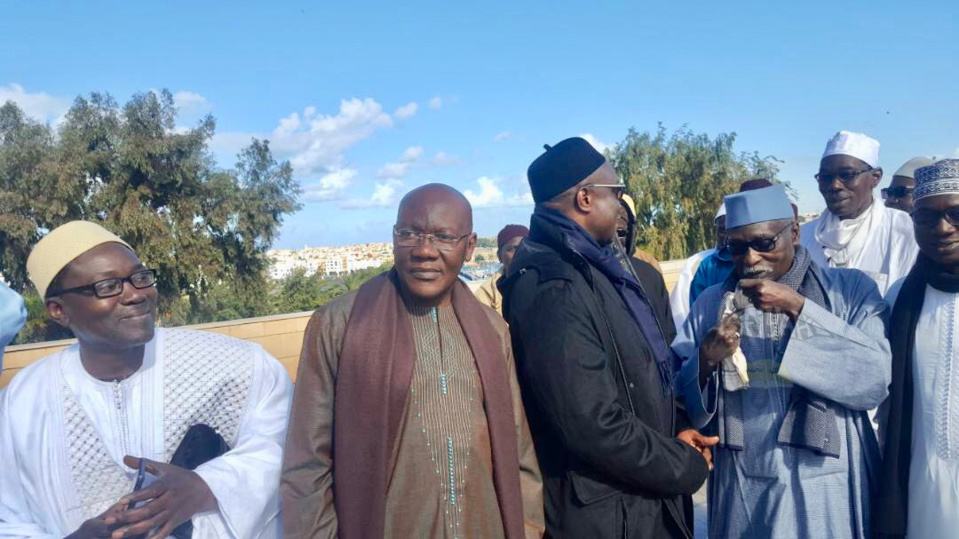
[[500, 137, 713, 538]]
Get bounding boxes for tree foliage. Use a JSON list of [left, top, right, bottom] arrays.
[[0, 90, 302, 343], [607, 124, 784, 260]]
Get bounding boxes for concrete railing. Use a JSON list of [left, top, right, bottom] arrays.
[[1, 258, 690, 388]]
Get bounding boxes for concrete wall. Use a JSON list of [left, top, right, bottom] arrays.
[[1, 258, 689, 389]]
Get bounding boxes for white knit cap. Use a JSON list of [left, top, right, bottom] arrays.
[[822, 130, 880, 168], [27, 221, 132, 298]]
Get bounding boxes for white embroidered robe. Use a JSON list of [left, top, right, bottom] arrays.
[[0, 328, 293, 538]]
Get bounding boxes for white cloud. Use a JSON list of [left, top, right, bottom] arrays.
[[580, 133, 612, 154], [494, 131, 512, 142], [172, 90, 211, 116], [341, 179, 404, 209], [464, 177, 534, 208], [394, 102, 418, 119], [377, 146, 424, 179], [0, 83, 71, 123], [428, 96, 443, 110], [215, 98, 394, 177], [431, 151, 460, 167], [302, 167, 357, 202]]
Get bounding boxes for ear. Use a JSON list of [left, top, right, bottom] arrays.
[[45, 298, 71, 328], [869, 168, 883, 189], [574, 186, 593, 214], [791, 222, 801, 247], [464, 233, 477, 262]]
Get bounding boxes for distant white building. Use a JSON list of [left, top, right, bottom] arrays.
[[325, 257, 343, 275]]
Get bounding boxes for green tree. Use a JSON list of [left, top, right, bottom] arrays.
[[0, 90, 302, 343], [607, 125, 784, 260]]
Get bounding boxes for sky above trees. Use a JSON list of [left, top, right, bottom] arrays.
[[2, 0, 957, 247]]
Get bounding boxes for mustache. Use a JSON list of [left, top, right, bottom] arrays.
[[742, 266, 774, 278]]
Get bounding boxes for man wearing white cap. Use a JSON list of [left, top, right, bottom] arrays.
[[801, 131, 919, 297], [876, 160, 959, 537], [669, 203, 726, 332], [0, 221, 293, 538], [882, 156, 936, 213], [673, 185, 891, 538]]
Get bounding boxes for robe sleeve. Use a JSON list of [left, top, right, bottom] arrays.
[[281, 304, 348, 539], [501, 324, 545, 538], [0, 282, 27, 362], [512, 285, 707, 497], [672, 292, 721, 430], [0, 381, 61, 538], [777, 273, 892, 411], [191, 346, 293, 537]]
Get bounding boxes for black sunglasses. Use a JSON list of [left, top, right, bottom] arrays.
[[881, 186, 915, 200], [47, 269, 158, 299], [815, 168, 873, 185], [724, 221, 794, 256], [911, 208, 959, 229]]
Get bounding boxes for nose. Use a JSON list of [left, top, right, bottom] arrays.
[[410, 236, 441, 259], [119, 280, 149, 304], [743, 248, 763, 268], [935, 216, 956, 236], [825, 176, 845, 191]]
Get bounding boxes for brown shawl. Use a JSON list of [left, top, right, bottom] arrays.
[[333, 270, 525, 539]]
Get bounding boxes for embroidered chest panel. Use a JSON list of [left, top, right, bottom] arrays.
[[61, 330, 255, 523]]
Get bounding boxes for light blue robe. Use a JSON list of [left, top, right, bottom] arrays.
[[672, 265, 891, 538], [0, 282, 27, 371]]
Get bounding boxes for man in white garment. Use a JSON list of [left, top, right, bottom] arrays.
[[875, 159, 959, 538], [0, 221, 293, 538], [669, 203, 725, 331], [801, 130, 919, 297]]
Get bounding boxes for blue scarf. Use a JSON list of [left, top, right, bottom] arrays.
[[530, 207, 676, 396]]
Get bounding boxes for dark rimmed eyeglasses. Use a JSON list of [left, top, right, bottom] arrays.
[[881, 186, 915, 200], [393, 226, 471, 252], [814, 168, 873, 185], [583, 183, 626, 199], [911, 208, 959, 229], [46, 269, 158, 299], [724, 221, 794, 256]]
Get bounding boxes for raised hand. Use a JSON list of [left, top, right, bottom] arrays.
[[738, 278, 805, 320], [698, 312, 741, 385]]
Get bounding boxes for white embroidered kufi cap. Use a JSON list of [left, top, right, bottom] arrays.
[[821, 130, 880, 168], [914, 159, 959, 203]]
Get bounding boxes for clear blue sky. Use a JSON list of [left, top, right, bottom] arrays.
[[3, 0, 957, 248]]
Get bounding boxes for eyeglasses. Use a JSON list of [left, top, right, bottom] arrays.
[[583, 183, 626, 199], [911, 208, 959, 228], [814, 168, 873, 185], [47, 269, 158, 299], [724, 221, 794, 256], [393, 226, 471, 251], [881, 186, 915, 200]]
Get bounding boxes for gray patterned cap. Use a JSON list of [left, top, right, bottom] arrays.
[[915, 159, 959, 202]]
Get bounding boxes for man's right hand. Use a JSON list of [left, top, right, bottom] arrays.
[[66, 501, 127, 539], [698, 314, 741, 386]]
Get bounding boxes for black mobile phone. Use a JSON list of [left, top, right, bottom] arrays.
[[127, 459, 148, 510]]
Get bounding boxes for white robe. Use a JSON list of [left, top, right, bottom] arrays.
[[0, 328, 293, 538], [669, 248, 714, 332], [801, 202, 918, 297], [907, 285, 959, 537]]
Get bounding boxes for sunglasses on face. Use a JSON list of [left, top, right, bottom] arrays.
[[724, 221, 793, 256], [47, 269, 158, 299], [814, 168, 873, 185], [911, 208, 959, 228], [881, 186, 915, 200], [583, 183, 626, 199]]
